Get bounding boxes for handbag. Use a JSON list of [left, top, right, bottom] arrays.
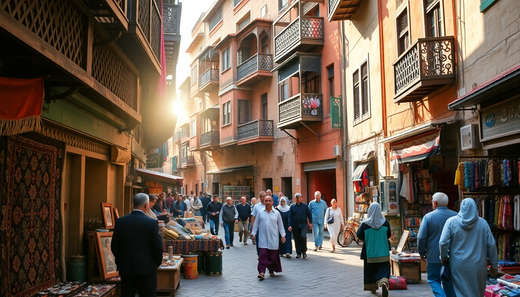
[[327, 209, 334, 224], [388, 276, 407, 290], [440, 260, 451, 282]]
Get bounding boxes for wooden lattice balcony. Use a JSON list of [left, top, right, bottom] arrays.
[[237, 54, 274, 85], [274, 16, 324, 64], [327, 0, 363, 22], [278, 93, 323, 129], [237, 120, 274, 144], [394, 36, 456, 103], [180, 155, 194, 167], [200, 131, 220, 149], [199, 69, 219, 93]]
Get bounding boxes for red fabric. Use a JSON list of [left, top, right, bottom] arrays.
[[389, 276, 408, 290], [0, 77, 44, 119]]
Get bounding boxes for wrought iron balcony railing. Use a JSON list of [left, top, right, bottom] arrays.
[[278, 93, 323, 127], [199, 69, 219, 90], [237, 120, 274, 141], [200, 131, 220, 147], [180, 155, 194, 167], [393, 36, 455, 102], [274, 16, 324, 63], [237, 54, 274, 82]]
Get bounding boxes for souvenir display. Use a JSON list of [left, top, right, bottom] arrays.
[[36, 282, 86, 297], [74, 284, 116, 296]]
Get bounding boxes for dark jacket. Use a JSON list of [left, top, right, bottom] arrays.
[[236, 203, 251, 221], [111, 210, 163, 276], [206, 201, 223, 221], [171, 200, 186, 217], [200, 196, 211, 215], [288, 202, 312, 228]]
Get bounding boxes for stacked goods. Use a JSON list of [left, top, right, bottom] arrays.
[[36, 281, 86, 296], [163, 229, 179, 240]]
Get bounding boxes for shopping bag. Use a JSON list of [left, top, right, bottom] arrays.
[[388, 276, 407, 290]]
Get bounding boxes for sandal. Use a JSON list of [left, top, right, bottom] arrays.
[[258, 273, 265, 281]]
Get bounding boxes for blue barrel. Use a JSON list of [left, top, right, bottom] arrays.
[[68, 255, 87, 281]]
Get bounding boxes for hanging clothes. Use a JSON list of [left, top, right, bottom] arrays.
[[400, 166, 412, 203], [454, 162, 465, 190]]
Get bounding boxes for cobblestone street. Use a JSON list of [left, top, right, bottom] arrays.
[[175, 233, 433, 297]]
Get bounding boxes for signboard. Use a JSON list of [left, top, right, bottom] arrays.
[[146, 153, 159, 168], [480, 97, 520, 141], [331, 96, 343, 129], [274, 186, 280, 192]]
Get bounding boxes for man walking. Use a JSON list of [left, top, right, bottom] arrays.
[[288, 193, 312, 258], [266, 189, 279, 207], [192, 194, 203, 217], [111, 193, 163, 297], [236, 196, 251, 245], [171, 195, 186, 218], [308, 191, 327, 251], [206, 195, 222, 235], [252, 196, 286, 280], [220, 197, 238, 249], [200, 192, 211, 222], [418, 192, 457, 297], [251, 191, 266, 255]]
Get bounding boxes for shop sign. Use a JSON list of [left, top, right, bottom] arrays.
[[274, 186, 280, 192], [146, 153, 159, 168], [480, 98, 520, 141], [331, 96, 343, 129]]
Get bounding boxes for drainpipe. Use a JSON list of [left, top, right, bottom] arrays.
[[339, 21, 350, 216], [377, 0, 389, 175]]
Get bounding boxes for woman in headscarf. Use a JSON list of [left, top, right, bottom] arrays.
[[439, 198, 498, 297], [276, 197, 292, 258], [324, 199, 344, 252], [357, 202, 391, 297]]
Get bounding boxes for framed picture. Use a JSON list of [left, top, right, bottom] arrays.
[[113, 207, 120, 220], [101, 203, 114, 230], [95, 232, 119, 279]]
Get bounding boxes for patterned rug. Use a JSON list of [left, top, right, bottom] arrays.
[[0, 133, 65, 297]]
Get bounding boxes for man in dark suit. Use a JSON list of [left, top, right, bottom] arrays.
[[111, 193, 163, 297]]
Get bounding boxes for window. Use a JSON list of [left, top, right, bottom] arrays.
[[279, 0, 288, 11], [261, 94, 268, 120], [209, 10, 222, 32], [261, 36, 269, 54], [222, 47, 231, 71], [222, 101, 231, 126], [396, 8, 410, 56], [238, 100, 250, 124], [260, 5, 267, 18], [190, 120, 196, 137], [425, 0, 443, 37], [327, 65, 334, 98], [237, 47, 249, 65], [353, 61, 370, 122], [301, 72, 321, 94], [237, 14, 250, 31], [279, 80, 289, 102], [191, 67, 197, 85]]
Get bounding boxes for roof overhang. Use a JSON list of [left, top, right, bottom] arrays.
[[186, 32, 204, 53], [206, 165, 253, 175], [380, 113, 458, 144], [448, 64, 520, 110], [135, 168, 183, 186], [201, 0, 226, 22]]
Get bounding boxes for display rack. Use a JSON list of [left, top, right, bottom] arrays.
[[220, 186, 251, 204]]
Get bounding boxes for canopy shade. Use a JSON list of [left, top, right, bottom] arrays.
[[390, 130, 441, 164], [352, 163, 369, 181], [206, 165, 253, 175], [135, 168, 183, 186]]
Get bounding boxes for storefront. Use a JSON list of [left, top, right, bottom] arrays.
[[303, 159, 338, 205], [206, 165, 254, 203], [135, 168, 184, 195]]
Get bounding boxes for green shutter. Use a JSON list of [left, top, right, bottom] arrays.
[[330, 96, 343, 129]]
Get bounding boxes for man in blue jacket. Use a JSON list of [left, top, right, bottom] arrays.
[[308, 191, 328, 251], [288, 193, 312, 258], [111, 193, 163, 297]]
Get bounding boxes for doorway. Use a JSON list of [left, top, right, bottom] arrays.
[[306, 169, 336, 206], [282, 177, 292, 200], [212, 182, 219, 198], [262, 178, 273, 192]]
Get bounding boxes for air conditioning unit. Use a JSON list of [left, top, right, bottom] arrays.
[[332, 145, 341, 157], [460, 124, 479, 150]]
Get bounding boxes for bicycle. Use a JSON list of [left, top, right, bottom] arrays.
[[337, 216, 363, 247]]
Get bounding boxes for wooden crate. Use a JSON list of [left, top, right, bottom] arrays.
[[157, 266, 182, 296], [391, 259, 422, 284]]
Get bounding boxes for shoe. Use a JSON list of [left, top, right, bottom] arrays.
[[382, 283, 388, 297], [244, 242, 248, 245], [295, 255, 301, 259], [303, 253, 307, 259], [269, 271, 275, 277], [318, 246, 323, 250], [286, 253, 291, 258], [230, 244, 234, 247], [226, 245, 230, 249], [239, 237, 242, 242], [258, 273, 265, 281], [313, 248, 318, 251]]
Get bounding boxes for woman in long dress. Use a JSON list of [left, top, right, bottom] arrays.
[[357, 202, 391, 297], [276, 197, 292, 258], [324, 199, 344, 252]]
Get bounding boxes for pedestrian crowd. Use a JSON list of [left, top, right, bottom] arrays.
[[110, 189, 498, 297]]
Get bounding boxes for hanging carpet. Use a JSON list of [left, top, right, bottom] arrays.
[[0, 133, 65, 297]]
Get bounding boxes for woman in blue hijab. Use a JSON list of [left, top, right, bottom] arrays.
[[439, 198, 498, 297]]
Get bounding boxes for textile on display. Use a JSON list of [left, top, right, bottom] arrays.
[[0, 133, 66, 297], [163, 238, 224, 254]]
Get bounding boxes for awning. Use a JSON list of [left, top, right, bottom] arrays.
[[448, 65, 520, 110], [206, 165, 253, 175], [352, 163, 369, 181], [135, 168, 183, 186], [302, 159, 337, 172], [390, 129, 441, 163], [381, 113, 457, 144]]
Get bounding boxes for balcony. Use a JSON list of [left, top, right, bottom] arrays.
[[180, 124, 189, 143], [278, 94, 323, 129], [274, 2, 325, 64], [327, 0, 363, 22], [174, 130, 181, 143], [200, 131, 220, 150], [180, 155, 195, 167], [394, 36, 456, 103], [199, 69, 219, 93], [237, 54, 274, 85], [237, 120, 274, 145]]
